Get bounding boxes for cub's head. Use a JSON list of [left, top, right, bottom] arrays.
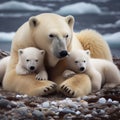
[[67, 50, 90, 73], [28, 13, 74, 66], [18, 47, 45, 73]]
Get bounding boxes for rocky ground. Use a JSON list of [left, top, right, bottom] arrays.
[[0, 49, 120, 120]]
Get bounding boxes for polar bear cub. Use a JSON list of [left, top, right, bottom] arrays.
[[16, 47, 48, 80], [63, 50, 120, 92]]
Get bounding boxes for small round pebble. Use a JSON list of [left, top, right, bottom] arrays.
[[98, 97, 106, 104], [75, 110, 81, 115], [107, 98, 112, 103], [42, 101, 50, 108]]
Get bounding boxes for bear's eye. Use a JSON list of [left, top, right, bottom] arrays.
[[65, 34, 69, 38], [49, 34, 54, 38], [35, 59, 38, 62], [75, 61, 78, 63], [26, 59, 30, 62]]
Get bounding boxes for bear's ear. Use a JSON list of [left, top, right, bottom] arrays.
[[40, 50, 45, 55], [65, 15, 74, 28], [18, 49, 23, 55], [29, 16, 39, 28], [85, 50, 90, 56]]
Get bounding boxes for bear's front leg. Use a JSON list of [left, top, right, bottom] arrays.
[[63, 70, 76, 79], [89, 70, 102, 92], [36, 70, 48, 80], [59, 74, 92, 97], [3, 68, 57, 96]]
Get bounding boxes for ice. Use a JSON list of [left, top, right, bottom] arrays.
[[103, 32, 120, 43], [0, 1, 51, 11], [95, 20, 120, 28], [56, 2, 102, 15], [0, 32, 15, 42]]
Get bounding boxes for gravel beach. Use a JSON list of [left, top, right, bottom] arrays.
[[0, 50, 120, 120]]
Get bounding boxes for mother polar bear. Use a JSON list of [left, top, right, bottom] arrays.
[[2, 13, 112, 97]]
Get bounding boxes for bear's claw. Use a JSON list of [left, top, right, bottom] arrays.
[[43, 83, 57, 94], [60, 85, 75, 97]]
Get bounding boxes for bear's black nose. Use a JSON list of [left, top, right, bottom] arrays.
[[59, 50, 68, 58], [80, 67, 85, 72], [30, 66, 35, 71]]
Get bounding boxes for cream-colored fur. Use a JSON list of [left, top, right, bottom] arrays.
[[64, 50, 120, 92], [2, 13, 112, 97], [16, 47, 48, 80]]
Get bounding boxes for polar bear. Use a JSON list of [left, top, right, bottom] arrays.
[[0, 56, 10, 83], [63, 50, 120, 92], [16, 47, 48, 80], [2, 13, 113, 97]]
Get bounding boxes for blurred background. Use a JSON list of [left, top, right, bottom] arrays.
[[0, 0, 120, 57]]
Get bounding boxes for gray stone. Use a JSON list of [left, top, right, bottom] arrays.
[[17, 107, 28, 116], [42, 101, 50, 108], [32, 110, 45, 120], [98, 97, 106, 104]]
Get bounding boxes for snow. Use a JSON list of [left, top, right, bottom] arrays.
[[95, 20, 120, 28], [103, 32, 120, 43], [0, 32, 15, 42], [0, 1, 51, 11], [56, 2, 102, 15]]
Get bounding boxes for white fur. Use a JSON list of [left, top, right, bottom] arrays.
[[16, 47, 48, 80], [0, 56, 10, 82], [64, 50, 120, 92]]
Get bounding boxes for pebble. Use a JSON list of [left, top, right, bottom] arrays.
[[107, 98, 113, 103], [0, 99, 16, 108], [32, 110, 45, 120], [17, 107, 29, 116], [42, 101, 50, 108], [80, 100, 88, 107], [16, 94, 28, 98], [85, 114, 92, 118], [75, 110, 81, 115], [98, 97, 106, 104], [112, 100, 119, 105], [51, 101, 57, 106], [60, 108, 75, 114]]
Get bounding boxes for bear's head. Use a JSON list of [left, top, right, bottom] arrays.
[[66, 50, 90, 73], [28, 13, 74, 67], [18, 47, 45, 73]]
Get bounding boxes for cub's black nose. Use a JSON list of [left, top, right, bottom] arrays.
[[80, 67, 85, 72], [30, 66, 35, 71], [59, 50, 68, 58]]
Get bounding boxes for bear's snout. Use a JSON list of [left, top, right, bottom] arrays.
[[59, 50, 68, 58], [79, 67, 85, 72], [29, 66, 35, 71]]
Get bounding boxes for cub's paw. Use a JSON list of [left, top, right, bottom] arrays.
[[63, 70, 76, 79], [36, 73, 48, 80]]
